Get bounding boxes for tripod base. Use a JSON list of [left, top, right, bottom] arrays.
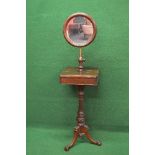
[[64, 125, 101, 151]]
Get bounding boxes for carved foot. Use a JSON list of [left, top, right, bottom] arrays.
[[93, 140, 102, 146], [64, 145, 71, 151], [85, 131, 102, 146], [64, 131, 78, 151]]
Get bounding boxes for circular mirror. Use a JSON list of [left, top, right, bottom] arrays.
[[63, 12, 97, 47]]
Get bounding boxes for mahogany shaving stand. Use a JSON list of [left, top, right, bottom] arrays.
[[59, 53, 101, 151]]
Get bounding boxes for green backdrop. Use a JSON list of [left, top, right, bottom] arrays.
[[27, 0, 129, 154]]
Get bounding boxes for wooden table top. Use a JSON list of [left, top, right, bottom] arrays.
[[60, 67, 99, 86]]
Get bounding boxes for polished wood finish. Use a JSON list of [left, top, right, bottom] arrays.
[[60, 67, 99, 86], [60, 67, 101, 151], [78, 48, 85, 71]]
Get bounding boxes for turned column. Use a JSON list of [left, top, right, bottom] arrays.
[[78, 48, 85, 72], [76, 86, 86, 127]]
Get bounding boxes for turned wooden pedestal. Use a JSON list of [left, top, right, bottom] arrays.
[[60, 67, 101, 151]]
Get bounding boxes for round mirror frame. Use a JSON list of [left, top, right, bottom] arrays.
[[63, 12, 97, 48]]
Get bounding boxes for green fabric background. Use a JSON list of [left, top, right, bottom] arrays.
[[26, 0, 129, 154]]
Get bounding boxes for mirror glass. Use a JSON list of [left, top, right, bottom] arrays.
[[64, 14, 96, 47]]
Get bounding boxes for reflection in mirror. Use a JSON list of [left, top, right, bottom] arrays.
[[66, 16, 94, 46]]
